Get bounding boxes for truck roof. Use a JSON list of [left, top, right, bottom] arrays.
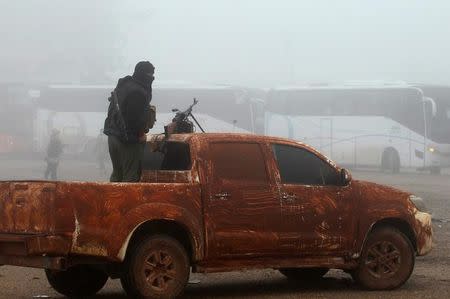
[[157, 133, 335, 166], [162, 132, 302, 144]]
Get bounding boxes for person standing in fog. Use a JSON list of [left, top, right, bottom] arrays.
[[44, 129, 63, 180], [103, 61, 155, 182]]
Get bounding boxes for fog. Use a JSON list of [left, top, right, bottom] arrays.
[[1, 0, 450, 182], [0, 3, 449, 297], [1, 0, 450, 86]]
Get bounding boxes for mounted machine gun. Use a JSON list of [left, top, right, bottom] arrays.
[[164, 98, 205, 137]]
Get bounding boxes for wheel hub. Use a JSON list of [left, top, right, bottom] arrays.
[[365, 241, 401, 278], [142, 250, 176, 291]]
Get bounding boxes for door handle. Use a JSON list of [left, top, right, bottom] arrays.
[[213, 192, 231, 200]]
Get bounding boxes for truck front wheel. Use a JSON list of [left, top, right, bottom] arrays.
[[352, 227, 415, 290], [45, 265, 108, 297], [121, 235, 190, 299]]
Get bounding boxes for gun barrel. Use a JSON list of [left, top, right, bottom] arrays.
[[181, 99, 198, 116]]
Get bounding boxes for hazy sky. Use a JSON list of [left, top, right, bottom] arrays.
[[1, 0, 450, 87]]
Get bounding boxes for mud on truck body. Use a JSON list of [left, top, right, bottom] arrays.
[[0, 133, 433, 298]]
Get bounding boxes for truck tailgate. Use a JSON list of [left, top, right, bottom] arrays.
[[0, 181, 57, 233]]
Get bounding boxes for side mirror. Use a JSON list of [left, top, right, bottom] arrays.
[[340, 168, 352, 186]]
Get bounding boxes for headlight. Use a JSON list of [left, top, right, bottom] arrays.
[[409, 195, 428, 213], [428, 147, 435, 153]]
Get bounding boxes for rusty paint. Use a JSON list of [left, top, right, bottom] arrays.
[[0, 255, 68, 270], [0, 133, 433, 277], [140, 170, 192, 183], [195, 255, 356, 273], [413, 211, 433, 255]]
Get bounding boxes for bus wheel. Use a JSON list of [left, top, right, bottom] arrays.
[[381, 148, 400, 174], [430, 166, 441, 175]]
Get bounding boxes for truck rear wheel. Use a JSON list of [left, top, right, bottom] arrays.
[[279, 267, 329, 280], [121, 235, 190, 299], [352, 227, 415, 290], [45, 265, 108, 297]]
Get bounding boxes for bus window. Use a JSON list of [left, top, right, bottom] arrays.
[[152, 87, 256, 132]]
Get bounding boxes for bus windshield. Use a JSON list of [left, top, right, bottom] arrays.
[[420, 86, 450, 143]]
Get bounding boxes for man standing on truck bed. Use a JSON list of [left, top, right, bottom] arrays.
[[103, 61, 155, 182]]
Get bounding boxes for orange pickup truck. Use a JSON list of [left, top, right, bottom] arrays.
[[0, 133, 432, 298]]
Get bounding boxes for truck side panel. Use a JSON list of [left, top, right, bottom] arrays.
[[0, 182, 13, 232], [0, 182, 62, 234], [56, 181, 203, 261]]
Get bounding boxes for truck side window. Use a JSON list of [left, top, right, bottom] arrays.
[[210, 142, 268, 184], [272, 144, 339, 185], [142, 142, 191, 171]]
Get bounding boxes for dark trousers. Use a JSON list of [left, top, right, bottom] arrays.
[[45, 161, 58, 180], [108, 135, 144, 182]]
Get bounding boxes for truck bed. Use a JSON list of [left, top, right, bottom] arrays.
[[0, 173, 202, 267]]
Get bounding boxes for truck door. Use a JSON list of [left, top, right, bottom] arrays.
[[204, 141, 281, 258], [271, 143, 354, 256]]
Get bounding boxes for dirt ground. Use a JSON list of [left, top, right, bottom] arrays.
[[0, 158, 449, 298]]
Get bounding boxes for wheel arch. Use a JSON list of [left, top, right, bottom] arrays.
[[118, 219, 196, 264], [112, 203, 204, 263], [360, 217, 417, 255]]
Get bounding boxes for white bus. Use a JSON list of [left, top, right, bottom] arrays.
[[34, 83, 263, 156], [263, 83, 450, 174]]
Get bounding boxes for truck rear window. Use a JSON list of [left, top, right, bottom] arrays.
[[210, 142, 268, 184], [142, 142, 191, 171]]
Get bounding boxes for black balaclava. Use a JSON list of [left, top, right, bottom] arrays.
[[132, 61, 155, 90]]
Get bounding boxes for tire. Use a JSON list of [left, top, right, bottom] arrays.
[[121, 235, 190, 299], [382, 149, 400, 174], [353, 227, 415, 290], [45, 265, 108, 297], [279, 267, 329, 280]]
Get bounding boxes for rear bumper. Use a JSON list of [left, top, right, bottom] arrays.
[[0, 233, 71, 269]]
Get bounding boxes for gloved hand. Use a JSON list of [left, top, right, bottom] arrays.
[[139, 134, 147, 143]]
